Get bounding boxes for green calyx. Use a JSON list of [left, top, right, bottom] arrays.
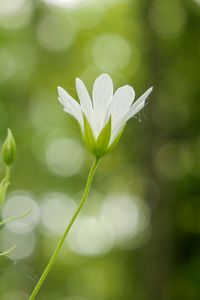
[[2, 129, 16, 166], [83, 116, 111, 158], [83, 116, 124, 158], [107, 125, 125, 153]]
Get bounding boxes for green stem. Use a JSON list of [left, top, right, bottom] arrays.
[[0, 166, 11, 209], [29, 157, 100, 300], [5, 165, 11, 182]]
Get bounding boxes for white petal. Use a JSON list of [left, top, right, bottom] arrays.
[[58, 86, 83, 129], [109, 85, 135, 130], [124, 87, 153, 122], [109, 124, 125, 146], [92, 73, 113, 136], [76, 78, 94, 123], [109, 87, 153, 144]]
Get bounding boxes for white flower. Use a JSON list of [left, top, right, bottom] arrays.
[[58, 73, 153, 157]]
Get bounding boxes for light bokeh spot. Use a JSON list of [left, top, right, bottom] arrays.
[[92, 34, 132, 72], [155, 142, 192, 180], [40, 193, 77, 235], [2, 191, 40, 234], [100, 194, 150, 248], [0, 229, 36, 260], [68, 216, 115, 256], [0, 291, 29, 300], [45, 136, 85, 177], [43, 0, 84, 9], [0, 0, 32, 29], [149, 0, 186, 39], [36, 14, 76, 52]]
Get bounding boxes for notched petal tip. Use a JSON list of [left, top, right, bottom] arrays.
[[57, 86, 62, 91], [57, 86, 65, 96], [97, 73, 112, 81], [146, 86, 153, 96], [123, 84, 134, 88], [57, 87, 66, 105], [119, 84, 133, 90], [75, 77, 81, 85], [99, 73, 111, 77], [149, 86, 153, 92], [118, 84, 135, 97], [144, 86, 153, 103], [75, 78, 81, 90], [75, 77, 86, 93]]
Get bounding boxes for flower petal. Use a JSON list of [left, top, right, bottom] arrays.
[[58, 86, 83, 129], [109, 124, 125, 146], [109, 85, 135, 130], [108, 123, 125, 149], [92, 73, 113, 136], [124, 87, 153, 122], [110, 87, 153, 144], [76, 78, 94, 125]]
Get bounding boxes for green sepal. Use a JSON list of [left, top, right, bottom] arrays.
[[107, 124, 126, 153], [95, 117, 111, 157], [83, 115, 96, 154]]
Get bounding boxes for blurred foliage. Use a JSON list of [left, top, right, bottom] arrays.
[[0, 0, 200, 299]]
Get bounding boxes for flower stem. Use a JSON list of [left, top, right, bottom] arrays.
[[5, 165, 11, 182], [28, 157, 100, 300]]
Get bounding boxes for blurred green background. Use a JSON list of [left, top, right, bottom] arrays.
[[0, 0, 200, 299]]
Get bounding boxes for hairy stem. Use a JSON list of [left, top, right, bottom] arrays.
[[29, 157, 100, 300]]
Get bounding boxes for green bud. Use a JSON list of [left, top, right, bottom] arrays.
[[2, 129, 16, 166]]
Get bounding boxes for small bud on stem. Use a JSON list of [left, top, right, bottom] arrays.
[[2, 129, 16, 166]]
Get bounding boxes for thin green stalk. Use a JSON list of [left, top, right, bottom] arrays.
[[5, 165, 11, 182], [0, 207, 32, 227], [0, 244, 16, 256], [29, 157, 100, 300], [0, 166, 11, 209]]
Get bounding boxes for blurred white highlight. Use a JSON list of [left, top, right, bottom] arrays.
[[41, 193, 77, 235], [2, 191, 40, 234], [45, 137, 85, 177]]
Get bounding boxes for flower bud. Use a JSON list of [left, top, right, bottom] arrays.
[[2, 129, 16, 166]]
